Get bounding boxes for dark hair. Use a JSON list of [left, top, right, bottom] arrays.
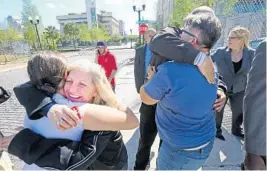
[[184, 13, 222, 49], [27, 51, 67, 94]]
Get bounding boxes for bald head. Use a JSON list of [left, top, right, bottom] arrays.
[[144, 28, 157, 43]]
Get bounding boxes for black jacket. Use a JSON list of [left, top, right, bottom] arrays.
[[8, 129, 127, 170], [9, 83, 128, 170]]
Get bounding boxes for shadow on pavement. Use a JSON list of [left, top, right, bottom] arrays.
[[204, 127, 244, 170]]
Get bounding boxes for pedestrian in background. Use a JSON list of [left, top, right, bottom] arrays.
[[242, 39, 266, 170], [95, 41, 118, 92], [212, 26, 255, 140]]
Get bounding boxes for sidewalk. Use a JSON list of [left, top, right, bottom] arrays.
[[115, 65, 245, 170]]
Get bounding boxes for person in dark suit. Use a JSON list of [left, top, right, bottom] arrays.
[[212, 26, 255, 140], [242, 39, 266, 170], [134, 28, 158, 170]]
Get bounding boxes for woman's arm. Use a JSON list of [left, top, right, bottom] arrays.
[[79, 104, 139, 131]]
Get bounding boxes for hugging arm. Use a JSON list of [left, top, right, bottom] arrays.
[[149, 27, 200, 67]]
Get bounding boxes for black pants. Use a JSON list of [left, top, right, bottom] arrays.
[[134, 103, 160, 170], [243, 153, 266, 170], [216, 91, 244, 135]]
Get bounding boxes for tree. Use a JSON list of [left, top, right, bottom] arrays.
[[44, 26, 60, 50], [110, 35, 122, 42], [169, 0, 238, 27], [79, 24, 92, 42], [0, 26, 22, 43], [90, 27, 110, 41], [64, 22, 80, 49], [23, 23, 37, 49]]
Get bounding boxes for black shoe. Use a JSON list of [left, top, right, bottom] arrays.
[[233, 132, 244, 139], [241, 163, 245, 170], [216, 134, 225, 141]]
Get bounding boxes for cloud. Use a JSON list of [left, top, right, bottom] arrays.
[[46, 3, 56, 9], [59, 4, 66, 9]]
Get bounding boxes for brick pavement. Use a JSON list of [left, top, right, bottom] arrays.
[[0, 51, 244, 170]]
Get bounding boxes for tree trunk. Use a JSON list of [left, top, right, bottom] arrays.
[[53, 40, 55, 50], [73, 39, 76, 50]]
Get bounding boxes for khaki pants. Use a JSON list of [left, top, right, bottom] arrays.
[[0, 151, 13, 171]]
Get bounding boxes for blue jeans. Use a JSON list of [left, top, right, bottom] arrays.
[[157, 140, 214, 170]]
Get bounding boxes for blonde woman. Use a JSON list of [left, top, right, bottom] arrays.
[[9, 52, 138, 170], [212, 26, 255, 140]]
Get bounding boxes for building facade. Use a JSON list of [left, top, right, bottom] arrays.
[[85, 0, 97, 29], [56, 0, 121, 37], [6, 16, 23, 34], [119, 20, 126, 36], [156, 0, 175, 28], [56, 13, 87, 34], [98, 11, 120, 36]]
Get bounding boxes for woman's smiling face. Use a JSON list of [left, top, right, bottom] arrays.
[[64, 68, 97, 103]]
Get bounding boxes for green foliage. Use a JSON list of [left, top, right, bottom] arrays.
[[79, 24, 92, 42], [64, 22, 80, 49], [0, 26, 22, 43], [110, 35, 122, 42], [44, 26, 60, 50], [90, 27, 110, 41], [23, 23, 37, 48], [169, 0, 238, 27]]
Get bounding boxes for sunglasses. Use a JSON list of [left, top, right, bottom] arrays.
[[181, 28, 197, 38], [181, 28, 211, 49]]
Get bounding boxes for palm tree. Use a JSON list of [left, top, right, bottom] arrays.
[[45, 26, 59, 50]]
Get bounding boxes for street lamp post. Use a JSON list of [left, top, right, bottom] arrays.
[[43, 31, 50, 50], [133, 3, 145, 45], [29, 16, 42, 50], [130, 29, 133, 49]]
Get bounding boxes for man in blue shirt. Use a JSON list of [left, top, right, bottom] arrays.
[[140, 12, 221, 170]]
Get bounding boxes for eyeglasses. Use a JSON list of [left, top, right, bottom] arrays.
[[181, 28, 196, 38], [181, 28, 211, 49]]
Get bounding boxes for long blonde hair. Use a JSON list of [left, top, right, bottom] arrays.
[[67, 59, 118, 108], [229, 26, 250, 48]]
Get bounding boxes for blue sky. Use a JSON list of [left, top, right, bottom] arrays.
[[0, 0, 157, 34]]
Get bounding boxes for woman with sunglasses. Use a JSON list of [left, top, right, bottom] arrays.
[[212, 26, 255, 140]]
